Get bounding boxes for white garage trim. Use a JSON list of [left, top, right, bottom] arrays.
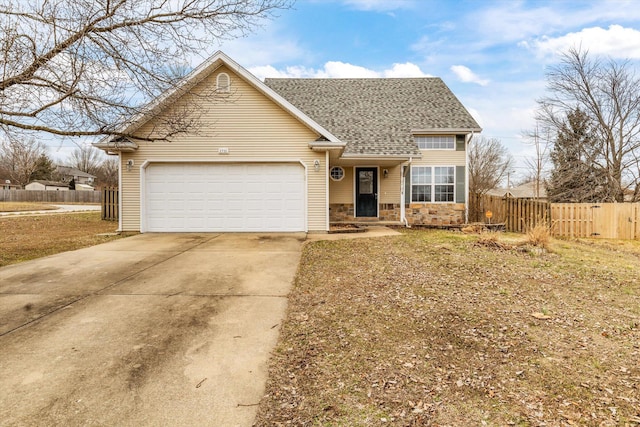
[[140, 159, 308, 233]]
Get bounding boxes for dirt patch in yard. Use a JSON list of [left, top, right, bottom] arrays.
[[255, 230, 640, 426], [0, 212, 125, 267]]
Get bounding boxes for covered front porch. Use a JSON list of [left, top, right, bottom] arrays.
[[326, 154, 466, 228]]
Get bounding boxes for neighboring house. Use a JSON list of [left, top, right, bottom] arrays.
[[487, 181, 547, 200], [25, 180, 69, 191], [56, 166, 96, 187], [2, 179, 21, 190], [94, 51, 481, 233]]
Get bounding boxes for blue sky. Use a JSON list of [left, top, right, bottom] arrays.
[[210, 0, 640, 182]]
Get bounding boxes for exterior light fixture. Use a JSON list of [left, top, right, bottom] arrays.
[[314, 159, 320, 171], [383, 168, 389, 178], [126, 159, 134, 172]]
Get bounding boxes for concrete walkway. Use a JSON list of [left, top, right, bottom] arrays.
[[307, 225, 401, 241], [0, 204, 101, 217]]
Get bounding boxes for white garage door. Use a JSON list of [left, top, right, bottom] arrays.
[[144, 163, 305, 232]]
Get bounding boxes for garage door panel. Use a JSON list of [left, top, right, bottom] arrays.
[[145, 163, 305, 232]]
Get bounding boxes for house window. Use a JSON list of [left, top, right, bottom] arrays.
[[216, 73, 230, 92], [411, 167, 432, 202], [411, 166, 455, 202], [330, 166, 345, 181], [415, 135, 455, 150], [434, 166, 455, 202]]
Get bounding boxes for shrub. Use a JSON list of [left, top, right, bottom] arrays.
[[523, 219, 552, 250]]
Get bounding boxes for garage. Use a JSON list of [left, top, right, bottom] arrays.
[[143, 163, 306, 232]]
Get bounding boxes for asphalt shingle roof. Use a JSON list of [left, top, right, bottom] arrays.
[[265, 78, 481, 157]]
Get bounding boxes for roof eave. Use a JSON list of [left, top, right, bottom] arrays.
[[309, 141, 347, 151], [411, 127, 482, 134], [93, 139, 139, 153], [340, 153, 422, 160]]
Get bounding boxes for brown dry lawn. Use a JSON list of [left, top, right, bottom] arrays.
[[255, 229, 640, 426], [0, 202, 57, 212], [0, 212, 124, 267]]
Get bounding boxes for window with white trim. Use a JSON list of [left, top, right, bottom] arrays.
[[330, 166, 345, 181], [415, 135, 455, 150], [411, 166, 455, 202]]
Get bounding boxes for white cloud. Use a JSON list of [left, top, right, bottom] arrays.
[[249, 61, 431, 80], [321, 62, 381, 78], [472, 2, 640, 47], [450, 65, 489, 86], [525, 25, 640, 59], [382, 62, 429, 77]]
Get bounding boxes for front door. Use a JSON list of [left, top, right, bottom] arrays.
[[355, 167, 378, 217]]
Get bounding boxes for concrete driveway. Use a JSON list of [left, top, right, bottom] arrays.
[[0, 233, 304, 426]]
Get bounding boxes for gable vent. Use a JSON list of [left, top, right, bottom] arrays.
[[216, 72, 230, 92]]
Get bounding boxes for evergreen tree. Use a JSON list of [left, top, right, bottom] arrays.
[[546, 109, 610, 202], [29, 154, 55, 182]]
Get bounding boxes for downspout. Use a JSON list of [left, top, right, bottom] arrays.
[[325, 151, 329, 232], [465, 132, 473, 224], [401, 157, 412, 228]]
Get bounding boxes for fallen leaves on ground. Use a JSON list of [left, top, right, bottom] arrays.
[[254, 230, 640, 426]]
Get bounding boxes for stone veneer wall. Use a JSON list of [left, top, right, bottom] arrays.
[[406, 203, 465, 225], [330, 203, 465, 224], [379, 203, 400, 221], [329, 203, 401, 221], [329, 203, 355, 221]]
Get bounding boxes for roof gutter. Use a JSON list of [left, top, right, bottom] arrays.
[[411, 127, 483, 134], [339, 153, 421, 161], [93, 138, 139, 154], [309, 141, 347, 151]]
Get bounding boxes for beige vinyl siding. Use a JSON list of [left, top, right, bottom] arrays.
[[413, 150, 465, 166], [120, 162, 141, 231], [120, 64, 327, 232], [379, 165, 402, 204], [329, 167, 353, 204]]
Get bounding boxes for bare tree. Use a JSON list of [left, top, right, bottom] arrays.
[[95, 156, 119, 188], [468, 136, 514, 220], [0, 0, 290, 141], [468, 136, 514, 195], [0, 137, 47, 186], [537, 47, 640, 202], [522, 125, 551, 199], [68, 144, 104, 175]]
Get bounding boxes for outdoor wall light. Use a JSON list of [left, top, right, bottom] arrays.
[[383, 168, 389, 178], [126, 159, 134, 172], [314, 159, 320, 171]]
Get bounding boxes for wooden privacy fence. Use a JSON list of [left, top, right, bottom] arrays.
[[0, 189, 101, 203], [503, 197, 551, 233], [471, 194, 640, 240], [552, 203, 639, 240], [101, 187, 118, 221], [470, 194, 550, 232]]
